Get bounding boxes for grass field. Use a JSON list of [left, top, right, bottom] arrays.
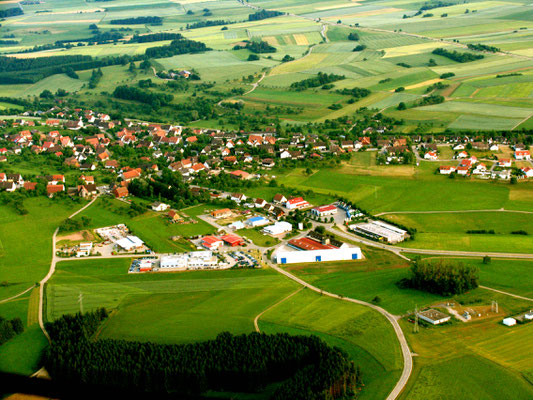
[[385, 211, 533, 253]]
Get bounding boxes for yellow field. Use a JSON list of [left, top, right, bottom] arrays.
[[12, 19, 101, 25], [263, 36, 279, 46], [325, 7, 401, 19], [404, 78, 443, 90], [316, 3, 362, 10], [293, 34, 309, 46], [382, 42, 443, 58], [270, 53, 328, 75]]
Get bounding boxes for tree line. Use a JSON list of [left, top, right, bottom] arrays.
[[0, 6, 23, 18], [145, 38, 211, 58], [43, 309, 361, 399], [186, 20, 229, 29], [398, 259, 479, 296], [128, 33, 183, 43], [336, 87, 371, 99], [467, 43, 500, 53], [432, 48, 484, 63], [249, 9, 284, 21], [110, 16, 162, 25], [234, 40, 276, 54], [290, 72, 345, 91]]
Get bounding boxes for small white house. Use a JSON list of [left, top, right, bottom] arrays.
[[503, 317, 516, 327], [424, 151, 438, 160], [151, 202, 170, 212]]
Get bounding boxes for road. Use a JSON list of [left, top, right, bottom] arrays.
[[38, 195, 100, 342], [253, 287, 303, 332], [267, 261, 413, 400], [0, 285, 35, 304], [375, 208, 533, 216], [479, 286, 533, 302]]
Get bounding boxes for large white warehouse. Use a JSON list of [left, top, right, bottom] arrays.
[[275, 246, 362, 264]]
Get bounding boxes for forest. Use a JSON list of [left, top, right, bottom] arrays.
[[398, 259, 479, 296], [0, 6, 23, 18], [44, 310, 362, 399], [234, 40, 277, 54], [113, 85, 174, 108], [0, 315, 24, 346], [290, 73, 346, 91], [432, 48, 484, 63]]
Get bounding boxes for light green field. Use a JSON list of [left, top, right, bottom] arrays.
[[238, 228, 280, 247]]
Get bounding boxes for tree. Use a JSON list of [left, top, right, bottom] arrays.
[[40, 89, 53, 99], [128, 62, 136, 73], [247, 54, 259, 61], [397, 102, 406, 110], [483, 256, 491, 264]]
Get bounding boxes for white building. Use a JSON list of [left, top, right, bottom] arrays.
[[116, 235, 144, 251], [263, 221, 292, 236], [351, 221, 408, 244], [503, 317, 516, 327], [311, 204, 337, 217], [285, 197, 309, 210], [418, 309, 450, 325], [160, 251, 218, 270], [246, 216, 269, 227], [151, 202, 170, 212], [76, 242, 93, 257], [275, 246, 362, 264], [424, 151, 438, 160]]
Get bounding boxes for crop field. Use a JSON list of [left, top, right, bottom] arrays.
[[76, 198, 216, 251], [259, 289, 403, 400]]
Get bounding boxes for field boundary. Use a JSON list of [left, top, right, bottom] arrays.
[[254, 286, 304, 332]]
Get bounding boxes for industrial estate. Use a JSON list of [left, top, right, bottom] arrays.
[[0, 0, 532, 399]]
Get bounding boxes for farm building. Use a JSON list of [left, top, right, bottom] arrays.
[[503, 317, 517, 327], [76, 242, 93, 257], [275, 245, 362, 264], [116, 236, 144, 251], [246, 216, 269, 227], [221, 234, 244, 247], [211, 208, 232, 219], [418, 309, 450, 325], [285, 197, 310, 210], [350, 221, 408, 244], [201, 236, 224, 250], [263, 221, 292, 236], [311, 204, 337, 217]]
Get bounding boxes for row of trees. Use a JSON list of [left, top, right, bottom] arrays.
[[110, 16, 162, 25], [467, 43, 500, 53], [127, 33, 183, 43], [290, 72, 346, 91], [234, 40, 276, 54], [398, 259, 479, 296], [186, 20, 229, 29], [432, 48, 484, 63], [44, 310, 361, 399], [336, 87, 371, 99], [145, 38, 211, 58]]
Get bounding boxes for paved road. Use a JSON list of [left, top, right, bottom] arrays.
[[267, 261, 413, 400], [38, 195, 100, 342]]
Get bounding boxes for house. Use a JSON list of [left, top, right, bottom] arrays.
[[151, 202, 170, 212], [262, 158, 275, 168], [424, 151, 438, 160], [273, 194, 287, 204], [211, 208, 232, 219], [122, 168, 141, 182], [453, 144, 465, 150], [23, 182, 38, 191], [46, 184, 65, 197], [77, 184, 98, 198], [231, 193, 246, 203], [489, 144, 499, 151], [113, 187, 129, 198], [439, 166, 456, 175], [168, 210, 182, 222], [521, 167, 533, 178], [312, 204, 337, 217], [230, 170, 251, 180], [46, 175, 65, 185], [105, 160, 119, 169], [457, 151, 468, 159], [456, 166, 469, 175], [515, 150, 531, 160], [285, 197, 310, 210], [201, 236, 223, 250], [80, 175, 95, 185], [254, 198, 267, 208], [7, 174, 24, 187], [498, 159, 512, 167], [0, 181, 16, 192]]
